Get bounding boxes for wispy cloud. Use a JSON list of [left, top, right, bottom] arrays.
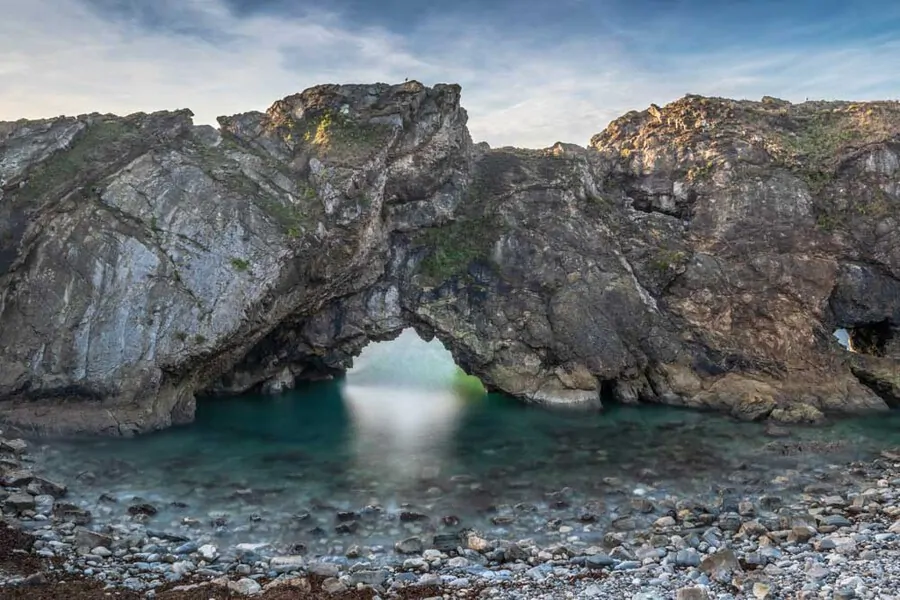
[[1, 0, 898, 148]]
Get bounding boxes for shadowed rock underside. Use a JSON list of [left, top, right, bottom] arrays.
[[1, 84, 899, 435]]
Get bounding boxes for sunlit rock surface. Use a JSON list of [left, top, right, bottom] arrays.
[[1, 85, 900, 434]]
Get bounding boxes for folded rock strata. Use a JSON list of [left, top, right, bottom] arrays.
[[0, 83, 898, 434]]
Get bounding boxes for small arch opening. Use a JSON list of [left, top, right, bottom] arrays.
[[833, 328, 853, 352], [340, 328, 485, 482]]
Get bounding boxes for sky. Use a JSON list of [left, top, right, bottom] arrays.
[[1, 0, 899, 148]]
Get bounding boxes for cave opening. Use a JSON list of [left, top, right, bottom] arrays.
[[834, 320, 895, 356], [340, 327, 486, 480], [344, 327, 485, 397]]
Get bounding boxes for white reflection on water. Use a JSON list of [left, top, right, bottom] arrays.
[[340, 328, 467, 482]]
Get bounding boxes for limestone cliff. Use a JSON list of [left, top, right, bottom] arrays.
[[1, 83, 898, 435]]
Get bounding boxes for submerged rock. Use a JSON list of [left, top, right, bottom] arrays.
[[1, 86, 900, 433], [395, 536, 425, 555]]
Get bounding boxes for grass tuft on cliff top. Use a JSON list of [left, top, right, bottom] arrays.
[[18, 119, 140, 203], [291, 109, 395, 163]]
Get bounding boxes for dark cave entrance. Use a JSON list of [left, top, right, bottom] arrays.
[[835, 320, 895, 356], [848, 320, 894, 356]]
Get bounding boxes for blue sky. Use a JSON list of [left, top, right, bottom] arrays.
[[1, 0, 899, 147]]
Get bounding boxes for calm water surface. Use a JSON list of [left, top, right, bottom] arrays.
[[27, 331, 900, 554]]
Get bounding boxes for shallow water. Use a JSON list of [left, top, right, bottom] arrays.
[[25, 331, 900, 556]]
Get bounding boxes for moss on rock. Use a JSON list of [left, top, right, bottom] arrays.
[[19, 119, 140, 202], [415, 217, 498, 285]]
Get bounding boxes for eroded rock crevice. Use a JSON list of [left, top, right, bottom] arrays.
[[2, 83, 900, 434]]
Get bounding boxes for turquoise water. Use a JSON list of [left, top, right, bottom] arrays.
[[27, 330, 900, 555]]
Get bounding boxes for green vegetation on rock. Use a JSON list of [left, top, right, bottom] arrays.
[[254, 195, 312, 236], [815, 212, 841, 232], [19, 120, 138, 202], [780, 111, 860, 195], [296, 110, 394, 163], [416, 217, 498, 284], [782, 112, 862, 166], [686, 160, 716, 182], [650, 249, 687, 274], [230, 258, 250, 271]]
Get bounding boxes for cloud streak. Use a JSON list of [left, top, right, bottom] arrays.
[[1, 0, 898, 148]]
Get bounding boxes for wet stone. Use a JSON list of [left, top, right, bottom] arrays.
[[25, 477, 67, 498], [788, 525, 817, 543], [0, 438, 28, 454], [127, 503, 158, 517], [433, 533, 461, 552], [585, 554, 615, 568], [174, 542, 199, 555], [347, 569, 389, 586], [228, 578, 262, 596], [395, 536, 425, 555], [503, 543, 529, 562], [4, 492, 35, 513], [675, 548, 702, 567], [718, 512, 743, 532], [74, 527, 112, 550], [699, 549, 740, 582], [198, 544, 218, 561], [309, 561, 340, 577], [400, 511, 429, 522], [654, 516, 677, 528], [0, 470, 34, 487], [612, 516, 637, 531], [321, 577, 346, 594], [820, 514, 851, 528], [676, 588, 710, 600], [270, 555, 305, 573], [335, 520, 359, 534], [738, 501, 756, 517]]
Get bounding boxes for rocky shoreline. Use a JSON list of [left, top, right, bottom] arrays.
[[3, 432, 900, 600]]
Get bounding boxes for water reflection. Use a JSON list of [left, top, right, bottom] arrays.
[[340, 329, 470, 484]]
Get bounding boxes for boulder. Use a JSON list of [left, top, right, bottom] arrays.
[[3, 492, 35, 512], [269, 555, 305, 574], [395, 536, 425, 555]]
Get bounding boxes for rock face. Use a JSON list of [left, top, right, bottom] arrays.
[[0, 83, 899, 434]]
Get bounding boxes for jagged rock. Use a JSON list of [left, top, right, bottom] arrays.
[[53, 503, 92, 525], [25, 476, 67, 498], [127, 503, 157, 516], [227, 578, 261, 596], [2, 85, 900, 433], [676, 587, 710, 600], [0, 438, 27, 454], [699, 548, 741, 582], [269, 555, 305, 573], [74, 527, 112, 551], [395, 536, 425, 555], [3, 492, 35, 512], [0, 469, 34, 487]]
